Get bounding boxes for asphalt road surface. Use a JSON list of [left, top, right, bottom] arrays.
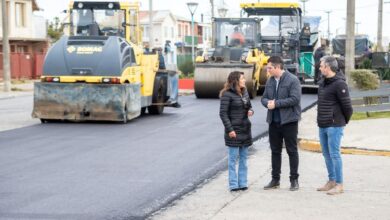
[[0, 94, 317, 219]]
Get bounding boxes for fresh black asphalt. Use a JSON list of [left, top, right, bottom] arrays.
[[0, 94, 317, 219]]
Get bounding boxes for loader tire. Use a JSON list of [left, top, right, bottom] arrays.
[[122, 107, 128, 124], [140, 107, 146, 115], [249, 81, 257, 99], [148, 77, 166, 115]]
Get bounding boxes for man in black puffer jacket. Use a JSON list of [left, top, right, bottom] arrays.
[[316, 56, 353, 196]]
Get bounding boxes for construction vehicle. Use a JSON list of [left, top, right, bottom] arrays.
[[194, 17, 268, 98], [32, 1, 172, 123], [241, 2, 320, 88]]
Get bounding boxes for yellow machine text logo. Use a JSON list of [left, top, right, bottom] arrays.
[[67, 46, 76, 53], [67, 46, 103, 54]]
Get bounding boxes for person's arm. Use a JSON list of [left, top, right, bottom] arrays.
[[336, 81, 353, 124], [261, 79, 271, 108], [219, 93, 234, 132], [245, 90, 254, 116], [275, 77, 301, 108]]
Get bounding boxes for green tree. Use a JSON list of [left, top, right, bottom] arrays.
[[47, 17, 63, 42]]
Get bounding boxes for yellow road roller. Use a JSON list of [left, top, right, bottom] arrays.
[[194, 17, 268, 98], [32, 1, 173, 123]]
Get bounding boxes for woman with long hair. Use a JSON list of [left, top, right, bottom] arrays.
[[219, 71, 254, 191]]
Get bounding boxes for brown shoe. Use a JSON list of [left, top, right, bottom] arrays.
[[327, 184, 344, 195], [317, 181, 336, 191]]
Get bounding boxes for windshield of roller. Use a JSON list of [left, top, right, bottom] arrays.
[[215, 21, 257, 47], [261, 15, 299, 37], [70, 9, 125, 37]]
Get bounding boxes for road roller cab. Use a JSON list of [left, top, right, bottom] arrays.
[[194, 17, 268, 99]]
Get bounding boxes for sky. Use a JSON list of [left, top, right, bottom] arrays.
[[35, 0, 390, 44]]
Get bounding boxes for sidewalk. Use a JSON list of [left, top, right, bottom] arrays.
[[299, 106, 390, 153], [150, 107, 390, 220], [0, 81, 193, 99], [0, 80, 35, 100]]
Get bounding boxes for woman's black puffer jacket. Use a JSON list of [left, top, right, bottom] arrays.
[[219, 88, 253, 147]]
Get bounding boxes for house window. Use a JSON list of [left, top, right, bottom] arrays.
[[16, 45, 28, 53], [178, 24, 181, 37], [171, 27, 174, 38], [164, 26, 168, 38], [143, 26, 150, 38], [15, 2, 26, 27]]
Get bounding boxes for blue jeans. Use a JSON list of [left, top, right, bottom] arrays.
[[168, 74, 178, 103], [319, 127, 344, 184], [228, 146, 248, 190]]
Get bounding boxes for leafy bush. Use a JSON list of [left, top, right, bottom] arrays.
[[357, 58, 372, 69], [378, 68, 390, 80], [179, 72, 194, 79], [350, 69, 379, 90], [178, 60, 195, 77]]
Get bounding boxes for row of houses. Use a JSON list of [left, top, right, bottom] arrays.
[[0, 0, 211, 79], [139, 10, 212, 70], [0, 0, 49, 79]]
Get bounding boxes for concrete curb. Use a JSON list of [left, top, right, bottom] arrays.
[[0, 92, 32, 100], [299, 139, 390, 157]]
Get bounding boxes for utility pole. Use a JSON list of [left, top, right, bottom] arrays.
[[149, 0, 153, 48], [2, 0, 11, 92], [210, 0, 214, 18], [377, 0, 383, 52], [345, 0, 355, 86], [325, 10, 332, 40], [300, 0, 309, 16]]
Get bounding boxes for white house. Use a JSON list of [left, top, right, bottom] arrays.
[[140, 10, 177, 70], [0, 0, 48, 53]]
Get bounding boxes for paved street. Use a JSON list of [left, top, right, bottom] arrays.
[[0, 94, 316, 219]]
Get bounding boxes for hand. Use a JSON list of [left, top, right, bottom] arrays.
[[267, 100, 275, 110], [248, 110, 254, 117], [229, 131, 237, 138]]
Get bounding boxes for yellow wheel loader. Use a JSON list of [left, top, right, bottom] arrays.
[[32, 1, 171, 123], [194, 17, 268, 98]]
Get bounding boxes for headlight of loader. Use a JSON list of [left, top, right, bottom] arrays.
[[241, 52, 248, 63]]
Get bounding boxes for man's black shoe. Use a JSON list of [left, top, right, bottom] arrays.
[[230, 188, 240, 192], [171, 102, 181, 108], [290, 179, 299, 191], [239, 187, 248, 191], [263, 179, 280, 190]]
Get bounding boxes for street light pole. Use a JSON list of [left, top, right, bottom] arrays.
[[2, 0, 11, 92], [325, 10, 332, 40], [377, 0, 383, 52], [355, 22, 360, 34], [210, 0, 214, 18], [218, 0, 228, 18], [187, 2, 198, 64], [345, 0, 355, 86], [300, 0, 309, 16], [149, 0, 153, 48], [218, 7, 228, 18]]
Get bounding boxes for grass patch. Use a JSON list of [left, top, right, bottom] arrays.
[[11, 87, 24, 92], [351, 111, 390, 120], [11, 79, 28, 84]]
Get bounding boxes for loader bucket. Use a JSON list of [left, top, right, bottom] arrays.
[[194, 63, 254, 98], [32, 82, 141, 122]]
